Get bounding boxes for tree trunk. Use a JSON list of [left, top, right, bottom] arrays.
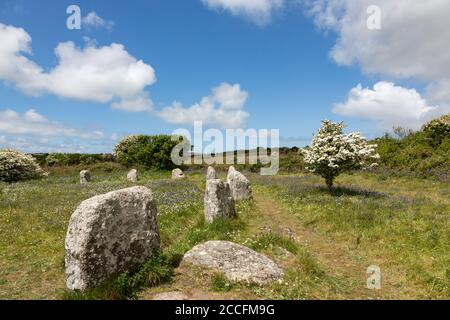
[[325, 176, 334, 191]]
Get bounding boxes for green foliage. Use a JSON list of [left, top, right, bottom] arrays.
[[422, 114, 450, 146], [279, 152, 305, 173], [63, 253, 173, 300], [210, 274, 234, 292], [0, 149, 45, 182], [375, 123, 450, 180], [32, 153, 115, 167], [114, 135, 188, 170]]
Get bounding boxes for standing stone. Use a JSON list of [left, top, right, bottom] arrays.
[[172, 168, 185, 180], [204, 179, 236, 223], [127, 169, 138, 182], [65, 186, 160, 291], [79, 170, 91, 185], [206, 166, 217, 180], [227, 167, 252, 200]]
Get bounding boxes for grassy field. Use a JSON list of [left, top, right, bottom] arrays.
[[0, 165, 449, 299]]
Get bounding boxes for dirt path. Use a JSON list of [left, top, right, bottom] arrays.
[[252, 188, 422, 299]]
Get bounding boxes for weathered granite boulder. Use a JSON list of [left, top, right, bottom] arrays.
[[79, 170, 91, 185], [182, 241, 284, 284], [206, 166, 217, 180], [65, 186, 160, 291], [127, 169, 138, 182], [204, 179, 236, 223], [172, 168, 185, 180], [227, 167, 252, 200]]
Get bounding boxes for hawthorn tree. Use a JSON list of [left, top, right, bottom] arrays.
[[0, 149, 45, 182], [303, 120, 380, 190]]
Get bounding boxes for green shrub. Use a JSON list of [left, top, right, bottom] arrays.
[[422, 114, 450, 146], [374, 119, 450, 180], [0, 149, 46, 182], [279, 152, 305, 173], [114, 135, 188, 170], [45, 153, 64, 166], [43, 153, 115, 167]]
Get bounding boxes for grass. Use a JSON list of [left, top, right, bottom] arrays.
[[0, 164, 255, 299], [210, 274, 234, 292], [0, 165, 204, 299], [1, 165, 449, 299], [249, 231, 299, 255], [62, 253, 174, 300], [254, 172, 450, 299]]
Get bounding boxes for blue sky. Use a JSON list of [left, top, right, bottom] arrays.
[[1, 0, 449, 153]]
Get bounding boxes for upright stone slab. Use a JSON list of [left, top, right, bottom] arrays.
[[204, 179, 236, 223], [127, 169, 138, 182], [65, 186, 160, 291], [79, 170, 91, 185], [172, 168, 185, 180], [206, 166, 217, 180], [227, 167, 252, 200]]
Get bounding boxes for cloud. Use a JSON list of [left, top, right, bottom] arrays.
[[333, 82, 449, 130], [0, 109, 120, 153], [0, 135, 113, 153], [158, 83, 250, 128], [305, 0, 450, 81], [111, 93, 154, 112], [305, 1, 450, 128], [0, 24, 155, 111], [0, 108, 104, 139], [426, 79, 450, 106], [201, 0, 284, 26], [82, 11, 114, 31]]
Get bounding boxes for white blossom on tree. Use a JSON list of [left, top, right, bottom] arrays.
[[0, 149, 46, 182], [303, 120, 380, 189]]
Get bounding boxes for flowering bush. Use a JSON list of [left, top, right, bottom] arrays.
[[45, 153, 62, 167], [0, 149, 45, 182], [113, 135, 140, 166], [302, 120, 379, 189]]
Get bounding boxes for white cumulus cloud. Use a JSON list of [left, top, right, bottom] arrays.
[[333, 82, 449, 130], [0, 108, 104, 139], [305, 0, 450, 81], [201, 0, 284, 26], [158, 83, 250, 128], [0, 24, 156, 112], [0, 109, 103, 139], [305, 0, 450, 129]]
